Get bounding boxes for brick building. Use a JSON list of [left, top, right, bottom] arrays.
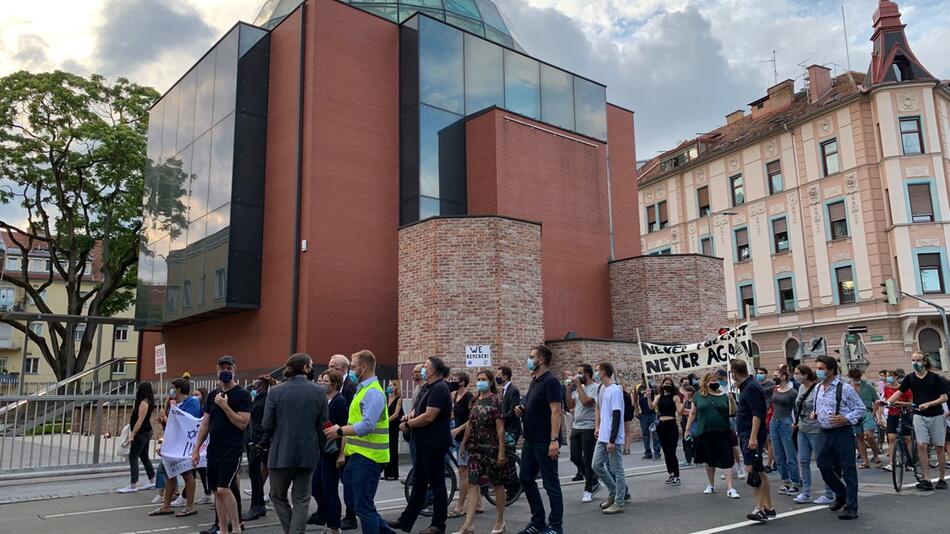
[[637, 0, 950, 375], [134, 0, 727, 382]]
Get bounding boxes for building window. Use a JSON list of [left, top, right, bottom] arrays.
[[777, 276, 795, 313], [730, 175, 745, 206], [918, 328, 943, 370], [918, 253, 945, 294], [0, 287, 14, 309], [29, 323, 43, 337], [697, 186, 710, 217], [834, 265, 856, 304], [183, 280, 193, 308], [738, 283, 755, 318], [766, 160, 783, 195], [771, 217, 789, 253], [821, 139, 839, 176], [73, 323, 86, 341], [215, 268, 226, 299], [827, 200, 849, 240], [0, 357, 7, 372], [700, 236, 714, 256], [908, 182, 935, 223], [734, 227, 750, 262], [112, 360, 126, 375], [24, 357, 39, 374], [785, 338, 801, 365], [900, 116, 924, 155], [645, 201, 668, 233], [648, 248, 672, 256], [6, 256, 18, 271], [114, 327, 129, 342]]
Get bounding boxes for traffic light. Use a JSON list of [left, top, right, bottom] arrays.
[[880, 279, 899, 305]]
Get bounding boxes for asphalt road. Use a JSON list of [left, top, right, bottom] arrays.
[[2, 452, 948, 534]]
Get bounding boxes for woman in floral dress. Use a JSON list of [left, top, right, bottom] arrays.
[[454, 369, 509, 534]]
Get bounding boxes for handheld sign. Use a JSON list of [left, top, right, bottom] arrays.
[[465, 345, 492, 368], [154, 344, 167, 374]]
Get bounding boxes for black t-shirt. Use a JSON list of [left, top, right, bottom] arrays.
[[522, 371, 564, 442], [453, 391, 473, 443], [205, 384, 253, 459], [736, 377, 767, 435], [899, 372, 946, 417], [328, 393, 349, 427], [412, 379, 452, 449], [248, 391, 267, 444]]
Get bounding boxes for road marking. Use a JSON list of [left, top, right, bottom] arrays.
[[688, 505, 826, 534], [40, 503, 155, 519]]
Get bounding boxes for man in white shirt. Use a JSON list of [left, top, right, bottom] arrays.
[[592, 361, 626, 515]]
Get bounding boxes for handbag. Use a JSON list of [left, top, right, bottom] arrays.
[[117, 424, 131, 458]]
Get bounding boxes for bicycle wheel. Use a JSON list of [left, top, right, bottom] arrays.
[[417, 462, 458, 517], [481, 455, 522, 506], [404, 467, 415, 504], [892, 442, 904, 492]]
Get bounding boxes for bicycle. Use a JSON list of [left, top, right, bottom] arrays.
[[480, 453, 522, 507], [890, 404, 923, 492], [404, 446, 522, 515]]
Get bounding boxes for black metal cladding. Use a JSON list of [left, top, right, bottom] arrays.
[[136, 23, 270, 330]]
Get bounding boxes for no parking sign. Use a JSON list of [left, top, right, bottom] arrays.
[[465, 345, 491, 368]]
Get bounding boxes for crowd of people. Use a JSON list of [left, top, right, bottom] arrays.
[[115, 348, 950, 533]]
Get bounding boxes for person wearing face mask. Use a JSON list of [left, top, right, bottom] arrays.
[[652, 377, 684, 485], [565, 364, 599, 503], [324, 353, 359, 530], [148, 378, 203, 517], [448, 372, 479, 518], [684, 373, 739, 499], [117, 382, 156, 494], [878, 369, 913, 472], [886, 351, 948, 490], [754, 367, 776, 473], [454, 370, 509, 534], [791, 364, 836, 506], [314, 370, 349, 534], [243, 375, 276, 522], [384, 383, 403, 481], [513, 344, 564, 534], [847, 368, 881, 470], [731, 359, 774, 523], [192, 356, 252, 534], [769, 369, 801, 496], [591, 361, 627, 515]]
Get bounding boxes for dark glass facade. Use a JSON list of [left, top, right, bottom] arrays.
[[136, 24, 270, 328], [400, 14, 607, 224]]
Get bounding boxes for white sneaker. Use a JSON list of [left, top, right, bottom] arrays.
[[195, 494, 213, 505], [171, 495, 187, 507], [727, 489, 740, 499], [736, 471, 746, 480], [150, 494, 165, 504], [720, 474, 725, 480], [814, 495, 836, 505], [582, 491, 593, 503], [703, 485, 715, 494], [793, 493, 811, 504], [116, 484, 140, 494], [142, 478, 156, 490]]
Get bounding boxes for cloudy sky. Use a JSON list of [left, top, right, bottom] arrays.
[[0, 0, 947, 224]]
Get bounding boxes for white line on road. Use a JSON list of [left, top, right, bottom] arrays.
[[688, 505, 826, 534], [41, 503, 155, 519]]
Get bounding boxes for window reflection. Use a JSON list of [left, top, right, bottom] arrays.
[[420, 196, 440, 219], [213, 29, 239, 125], [540, 65, 575, 131], [204, 204, 230, 304], [146, 102, 164, 164], [184, 217, 207, 311], [573, 76, 607, 140], [474, 0, 508, 32], [160, 86, 179, 162], [464, 33, 503, 114], [194, 53, 216, 138], [150, 237, 170, 323], [176, 69, 197, 153], [420, 17, 463, 114], [188, 131, 212, 220], [504, 50, 540, 119], [420, 105, 462, 198], [208, 113, 235, 212], [446, 14, 484, 36], [446, 0, 480, 18]]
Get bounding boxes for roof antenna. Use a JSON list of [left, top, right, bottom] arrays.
[[758, 50, 778, 86], [841, 3, 856, 87], [798, 59, 810, 88]]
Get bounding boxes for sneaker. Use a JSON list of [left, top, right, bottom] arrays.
[[670, 477, 682, 486], [516, 525, 542, 534], [116, 484, 140, 494], [680, 461, 692, 467], [195, 494, 213, 505], [599, 496, 615, 510], [243, 489, 253, 496], [764, 508, 777, 520], [171, 495, 187, 507], [664, 475, 675, 484], [539, 528, 561, 534], [571, 473, 585, 482], [641, 454, 653, 460], [736, 471, 746, 480], [703, 485, 715, 494], [935, 480, 948, 490], [602, 503, 624, 515], [777, 484, 793, 495], [582, 491, 593, 503], [793, 493, 812, 504], [143, 478, 156, 490], [150, 494, 165, 504], [916, 480, 934, 491], [746, 510, 768, 523], [727, 488, 740, 499], [654, 455, 662, 462], [814, 495, 835, 505]]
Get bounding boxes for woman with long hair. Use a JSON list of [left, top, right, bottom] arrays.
[[791, 364, 836, 505], [384, 383, 404, 480], [449, 371, 480, 517], [315, 370, 348, 534], [117, 382, 156, 493], [652, 377, 683, 485], [769, 368, 801, 496], [685, 373, 739, 498], [453, 369, 508, 534]]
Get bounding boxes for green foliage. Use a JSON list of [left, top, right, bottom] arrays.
[[0, 70, 161, 379]]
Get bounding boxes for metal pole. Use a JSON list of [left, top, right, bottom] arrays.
[[18, 320, 30, 395], [91, 398, 104, 465], [93, 322, 103, 387]]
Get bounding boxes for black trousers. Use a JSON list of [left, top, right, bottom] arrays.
[[657, 420, 680, 477], [128, 430, 154, 484], [247, 445, 267, 508], [569, 428, 598, 492], [385, 427, 400, 479], [400, 443, 450, 530]]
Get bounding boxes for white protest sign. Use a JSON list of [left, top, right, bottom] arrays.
[[154, 344, 167, 375], [160, 405, 207, 478], [465, 345, 492, 368], [639, 324, 753, 377]]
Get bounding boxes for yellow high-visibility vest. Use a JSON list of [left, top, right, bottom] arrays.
[[344, 379, 390, 463]]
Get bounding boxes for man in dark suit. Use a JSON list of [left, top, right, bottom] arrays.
[[263, 353, 328, 534], [497, 365, 521, 442]]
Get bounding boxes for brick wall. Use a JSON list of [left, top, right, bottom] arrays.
[[398, 216, 544, 389], [610, 254, 727, 343]]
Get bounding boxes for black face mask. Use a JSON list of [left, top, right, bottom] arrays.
[[663, 385, 673, 393], [495, 376, 503, 385], [709, 382, 721, 391], [448, 382, 461, 392]]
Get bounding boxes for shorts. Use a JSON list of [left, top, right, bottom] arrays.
[[913, 415, 947, 446], [207, 454, 241, 489], [738, 429, 768, 471], [454, 440, 470, 467], [852, 413, 877, 435]]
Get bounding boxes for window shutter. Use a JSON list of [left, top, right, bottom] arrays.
[[766, 161, 781, 175], [658, 201, 668, 222], [736, 228, 748, 246], [647, 205, 656, 223], [740, 285, 753, 300], [919, 253, 941, 269], [778, 277, 793, 291], [837, 266, 853, 283], [772, 218, 787, 234], [908, 183, 933, 217], [698, 186, 709, 207], [828, 201, 846, 221]]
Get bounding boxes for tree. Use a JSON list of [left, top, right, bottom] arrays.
[[0, 70, 161, 381]]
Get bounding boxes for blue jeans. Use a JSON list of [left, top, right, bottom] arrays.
[[520, 440, 563, 532], [817, 426, 859, 512], [343, 454, 395, 534], [638, 413, 661, 457], [769, 416, 801, 486], [591, 442, 626, 506], [798, 431, 834, 499]]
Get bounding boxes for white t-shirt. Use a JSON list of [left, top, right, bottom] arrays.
[[598, 383, 625, 444]]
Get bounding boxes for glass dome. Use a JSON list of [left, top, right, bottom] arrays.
[[254, 0, 522, 50]]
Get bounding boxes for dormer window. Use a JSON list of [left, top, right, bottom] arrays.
[[891, 54, 915, 82]]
